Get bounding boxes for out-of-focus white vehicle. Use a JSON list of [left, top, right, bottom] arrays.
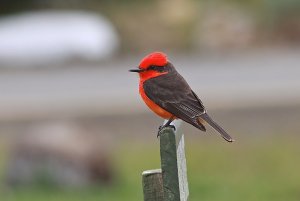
[[0, 11, 119, 67]]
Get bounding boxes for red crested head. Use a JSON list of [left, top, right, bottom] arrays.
[[139, 52, 168, 69], [129, 52, 169, 80]]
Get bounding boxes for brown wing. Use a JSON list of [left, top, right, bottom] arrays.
[[143, 65, 207, 131]]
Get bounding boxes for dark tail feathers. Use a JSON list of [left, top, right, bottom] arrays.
[[199, 113, 234, 142]]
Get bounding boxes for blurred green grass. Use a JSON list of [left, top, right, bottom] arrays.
[[1, 134, 300, 201]]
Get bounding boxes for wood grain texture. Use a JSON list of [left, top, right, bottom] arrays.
[[142, 169, 164, 201]]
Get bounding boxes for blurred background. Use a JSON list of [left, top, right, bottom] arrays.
[[1, 0, 300, 201]]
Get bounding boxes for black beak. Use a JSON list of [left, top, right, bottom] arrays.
[[129, 68, 144, 73]]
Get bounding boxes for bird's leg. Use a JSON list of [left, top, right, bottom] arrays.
[[157, 117, 176, 137]]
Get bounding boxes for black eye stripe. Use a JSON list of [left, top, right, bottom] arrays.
[[147, 65, 167, 72]]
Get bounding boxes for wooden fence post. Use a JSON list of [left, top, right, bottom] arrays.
[[142, 169, 164, 201], [142, 120, 189, 201]]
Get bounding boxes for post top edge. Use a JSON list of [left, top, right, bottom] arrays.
[[142, 169, 162, 176]]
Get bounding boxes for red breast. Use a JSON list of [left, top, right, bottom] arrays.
[[139, 80, 174, 119]]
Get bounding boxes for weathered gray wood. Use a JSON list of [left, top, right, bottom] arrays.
[[142, 169, 164, 201], [176, 134, 189, 201], [159, 119, 189, 201]]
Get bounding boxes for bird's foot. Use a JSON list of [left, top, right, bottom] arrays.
[[157, 125, 176, 138]]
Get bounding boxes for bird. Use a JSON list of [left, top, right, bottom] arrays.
[[129, 52, 234, 142]]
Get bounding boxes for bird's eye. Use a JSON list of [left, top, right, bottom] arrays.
[[147, 65, 166, 72], [147, 65, 156, 71]]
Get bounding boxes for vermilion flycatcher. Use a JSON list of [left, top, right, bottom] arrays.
[[130, 52, 233, 142]]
